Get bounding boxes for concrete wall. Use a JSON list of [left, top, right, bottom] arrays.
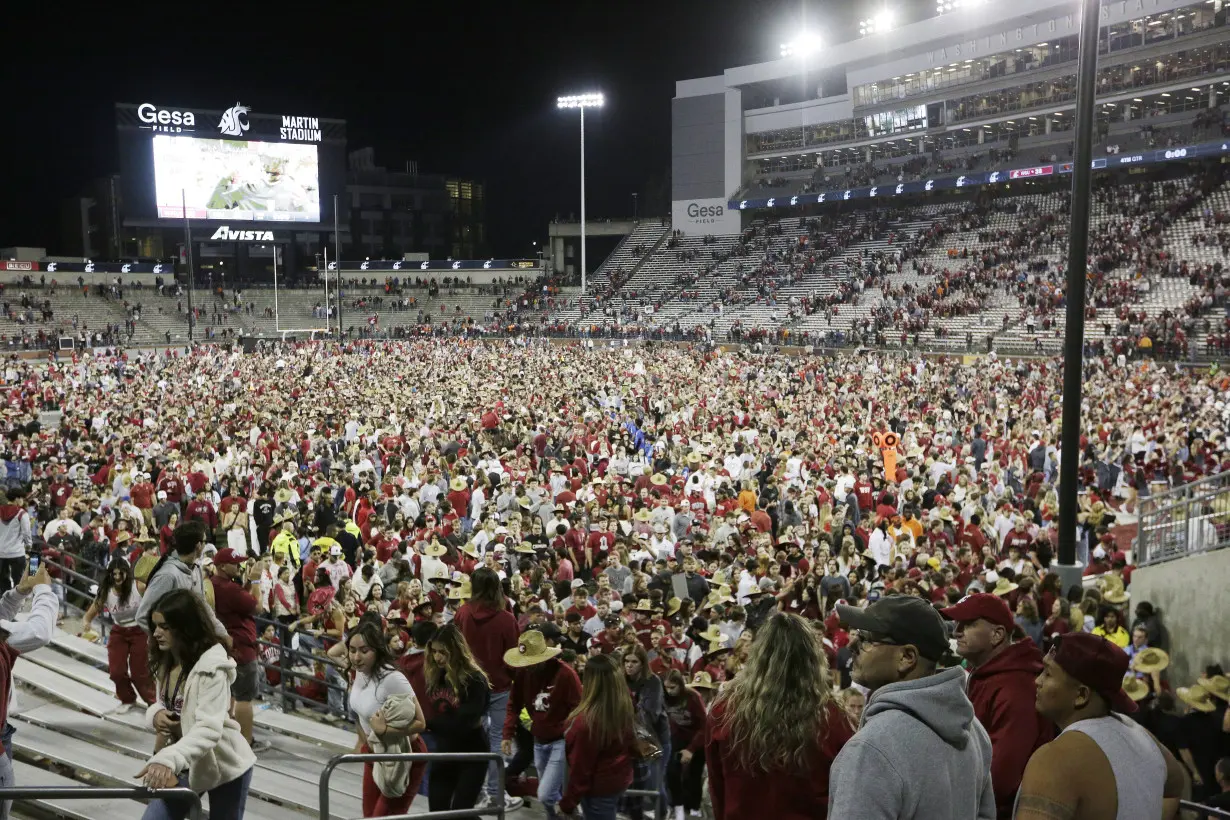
[[1130, 548, 1230, 685]]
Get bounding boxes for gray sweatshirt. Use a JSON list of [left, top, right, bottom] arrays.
[[135, 554, 229, 640], [828, 667, 996, 820]]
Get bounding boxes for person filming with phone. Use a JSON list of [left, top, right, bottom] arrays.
[[0, 557, 59, 819]]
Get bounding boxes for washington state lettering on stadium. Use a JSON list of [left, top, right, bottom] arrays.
[[280, 116, 321, 141]]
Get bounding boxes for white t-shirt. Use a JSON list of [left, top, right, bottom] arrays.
[[349, 669, 415, 736]]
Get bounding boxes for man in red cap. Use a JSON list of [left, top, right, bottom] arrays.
[[1014, 633, 1187, 820], [942, 593, 1053, 819], [210, 547, 267, 752]]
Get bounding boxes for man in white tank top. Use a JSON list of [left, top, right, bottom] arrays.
[[1014, 632, 1188, 820]]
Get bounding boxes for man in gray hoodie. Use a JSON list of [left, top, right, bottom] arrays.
[[135, 521, 230, 644], [829, 596, 995, 820]]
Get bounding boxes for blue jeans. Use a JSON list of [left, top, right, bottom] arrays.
[[534, 738, 567, 818], [484, 689, 510, 798], [418, 731, 436, 797], [141, 769, 253, 820], [581, 792, 622, 819]]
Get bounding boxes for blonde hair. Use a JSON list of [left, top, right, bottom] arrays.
[[713, 612, 844, 775]]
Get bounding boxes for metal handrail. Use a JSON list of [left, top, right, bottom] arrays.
[[1182, 799, 1230, 819], [253, 613, 352, 718], [320, 752, 506, 820], [0, 785, 203, 819]]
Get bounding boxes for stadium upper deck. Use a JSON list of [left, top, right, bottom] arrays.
[[671, 0, 1230, 234]]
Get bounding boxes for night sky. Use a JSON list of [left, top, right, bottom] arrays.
[[3, 0, 861, 258]]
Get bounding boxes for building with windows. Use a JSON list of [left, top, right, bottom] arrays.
[[671, 0, 1229, 233], [346, 148, 486, 261]]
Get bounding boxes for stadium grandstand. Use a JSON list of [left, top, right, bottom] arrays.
[[1, 0, 1229, 818]]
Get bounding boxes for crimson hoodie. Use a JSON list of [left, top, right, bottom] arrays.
[[452, 600, 519, 692], [0, 504, 31, 559], [503, 659, 582, 743], [559, 712, 635, 814], [706, 699, 853, 820], [966, 638, 1056, 819]]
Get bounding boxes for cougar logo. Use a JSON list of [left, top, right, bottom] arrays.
[[843, 190, 851, 200], [153, 264, 163, 274], [85, 263, 95, 273], [451, 261, 461, 270], [956, 176, 967, 187], [533, 689, 552, 712], [790, 196, 798, 206], [45, 263, 56, 273], [870, 187, 878, 197], [766, 198, 775, 208], [989, 172, 1001, 183], [121, 264, 131, 273], [420, 261, 429, 270], [483, 260, 492, 269], [895, 184, 904, 195], [818, 194, 826, 203], [392, 261, 401, 270], [327, 262, 336, 270], [359, 261, 369, 270], [924, 180, 934, 191], [738, 200, 748, 209], [218, 103, 250, 137]]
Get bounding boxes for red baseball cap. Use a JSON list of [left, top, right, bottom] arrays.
[[1050, 632, 1137, 714], [941, 593, 1014, 631], [213, 548, 247, 566]]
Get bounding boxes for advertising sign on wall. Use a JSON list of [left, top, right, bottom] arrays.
[[671, 197, 741, 235]]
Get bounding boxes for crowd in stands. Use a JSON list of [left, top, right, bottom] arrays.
[[1, 339, 1227, 818]]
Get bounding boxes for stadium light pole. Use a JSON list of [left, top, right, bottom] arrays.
[[1056, 0, 1101, 579], [181, 189, 194, 343], [557, 92, 604, 294]]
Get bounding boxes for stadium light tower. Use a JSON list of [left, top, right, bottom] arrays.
[[557, 92, 604, 294], [858, 9, 895, 36], [780, 33, 822, 59]]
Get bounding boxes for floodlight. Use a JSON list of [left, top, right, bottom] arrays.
[[781, 33, 822, 58], [557, 93, 605, 109]]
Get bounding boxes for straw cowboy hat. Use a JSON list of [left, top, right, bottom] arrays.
[[991, 577, 1019, 597], [697, 626, 724, 644], [449, 477, 467, 492], [666, 597, 683, 617], [460, 542, 479, 558], [1121, 674, 1149, 702], [633, 599, 655, 613], [633, 509, 652, 523], [448, 579, 472, 601], [1130, 648, 1169, 675], [514, 541, 537, 555], [1197, 674, 1230, 701], [1103, 586, 1130, 605], [423, 541, 449, 557], [503, 629, 562, 668], [650, 473, 668, 487], [690, 671, 718, 690], [704, 640, 732, 657], [1177, 684, 1217, 713]]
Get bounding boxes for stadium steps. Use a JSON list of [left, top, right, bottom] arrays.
[[9, 630, 372, 819], [9, 758, 145, 820]]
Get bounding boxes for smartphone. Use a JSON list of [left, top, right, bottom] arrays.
[[28, 554, 40, 575]]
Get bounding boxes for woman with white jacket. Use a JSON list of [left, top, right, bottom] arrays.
[[138, 588, 256, 820]]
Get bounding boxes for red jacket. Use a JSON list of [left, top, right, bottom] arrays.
[[210, 575, 258, 664], [666, 688, 708, 754], [559, 712, 634, 814], [453, 601, 519, 693], [705, 699, 853, 820], [967, 639, 1055, 819], [503, 659, 582, 743]]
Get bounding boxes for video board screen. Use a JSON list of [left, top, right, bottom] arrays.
[[152, 135, 320, 222]]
